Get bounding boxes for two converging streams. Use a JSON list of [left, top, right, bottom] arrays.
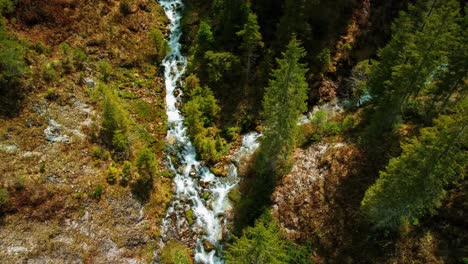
[[157, 0, 261, 263]]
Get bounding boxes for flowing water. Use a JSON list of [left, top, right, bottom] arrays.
[[157, 1, 261, 263]]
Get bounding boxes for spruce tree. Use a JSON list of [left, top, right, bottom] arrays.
[[361, 99, 468, 229], [237, 12, 264, 95], [259, 37, 308, 173], [225, 212, 289, 264], [367, 0, 461, 133]]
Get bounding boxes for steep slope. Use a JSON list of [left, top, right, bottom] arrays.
[[0, 0, 173, 262]]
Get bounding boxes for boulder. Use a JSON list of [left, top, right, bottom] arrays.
[[203, 239, 214, 252]]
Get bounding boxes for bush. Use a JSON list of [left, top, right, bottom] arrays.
[[39, 162, 45, 173], [323, 121, 342, 136], [120, 160, 132, 186], [42, 63, 59, 82], [0, 28, 26, 116], [0, 188, 9, 207], [99, 84, 129, 152], [160, 241, 192, 264], [91, 146, 102, 159], [119, 0, 133, 16], [316, 48, 331, 70], [341, 114, 355, 132], [149, 27, 169, 62], [135, 147, 157, 178], [98, 60, 112, 81], [91, 185, 103, 200], [106, 166, 118, 185]]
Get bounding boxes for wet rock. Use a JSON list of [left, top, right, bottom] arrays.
[[82, 77, 96, 88], [203, 239, 214, 252], [189, 165, 197, 178]]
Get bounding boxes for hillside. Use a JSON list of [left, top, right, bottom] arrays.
[[0, 0, 466, 264]]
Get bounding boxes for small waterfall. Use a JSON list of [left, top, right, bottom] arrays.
[[157, 1, 261, 263]]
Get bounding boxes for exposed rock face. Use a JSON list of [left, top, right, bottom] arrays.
[[272, 142, 361, 244]]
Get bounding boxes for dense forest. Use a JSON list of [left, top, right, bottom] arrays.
[[0, 0, 466, 263]]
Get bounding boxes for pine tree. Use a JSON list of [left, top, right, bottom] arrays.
[[225, 212, 289, 264], [237, 12, 264, 95], [361, 99, 468, 229], [259, 37, 308, 172]]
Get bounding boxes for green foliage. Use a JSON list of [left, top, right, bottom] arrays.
[[259, 37, 309, 171], [42, 63, 59, 82], [183, 75, 228, 164], [185, 209, 194, 225], [194, 20, 214, 63], [361, 104, 468, 229], [367, 0, 462, 132], [91, 185, 103, 200], [135, 147, 157, 178], [0, 27, 26, 116], [149, 27, 169, 62], [212, 0, 249, 47], [0, 188, 9, 207], [39, 162, 45, 173], [98, 60, 112, 81], [106, 166, 118, 185], [225, 212, 289, 264], [0, 0, 14, 15], [204, 51, 240, 84], [160, 240, 192, 264], [316, 48, 331, 70], [132, 147, 157, 201], [287, 241, 314, 264], [121, 160, 132, 186], [99, 84, 129, 155], [91, 146, 102, 159]]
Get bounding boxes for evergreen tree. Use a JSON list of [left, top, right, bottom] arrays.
[[367, 0, 462, 132], [259, 37, 308, 172], [225, 212, 289, 264], [276, 0, 313, 49], [361, 99, 468, 229], [212, 0, 249, 48], [193, 20, 214, 64], [237, 12, 264, 95]]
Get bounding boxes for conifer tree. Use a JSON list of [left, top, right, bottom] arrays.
[[361, 99, 468, 229], [212, 0, 249, 48], [225, 212, 289, 264], [237, 12, 264, 95], [367, 0, 462, 132], [276, 0, 312, 48], [194, 20, 214, 63], [258, 37, 308, 172]]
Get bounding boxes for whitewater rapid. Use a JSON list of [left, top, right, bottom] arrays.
[[157, 1, 261, 263]]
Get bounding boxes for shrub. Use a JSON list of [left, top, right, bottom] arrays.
[[185, 209, 194, 225], [39, 162, 45, 173], [316, 48, 331, 70], [106, 166, 118, 185], [119, 0, 133, 16], [99, 84, 129, 152], [121, 160, 132, 186], [149, 27, 169, 62], [0, 188, 9, 207], [135, 147, 157, 178], [42, 64, 59, 82], [160, 241, 192, 264], [98, 60, 112, 81], [341, 114, 355, 132], [323, 121, 342, 136], [91, 146, 102, 159], [91, 184, 103, 200]]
